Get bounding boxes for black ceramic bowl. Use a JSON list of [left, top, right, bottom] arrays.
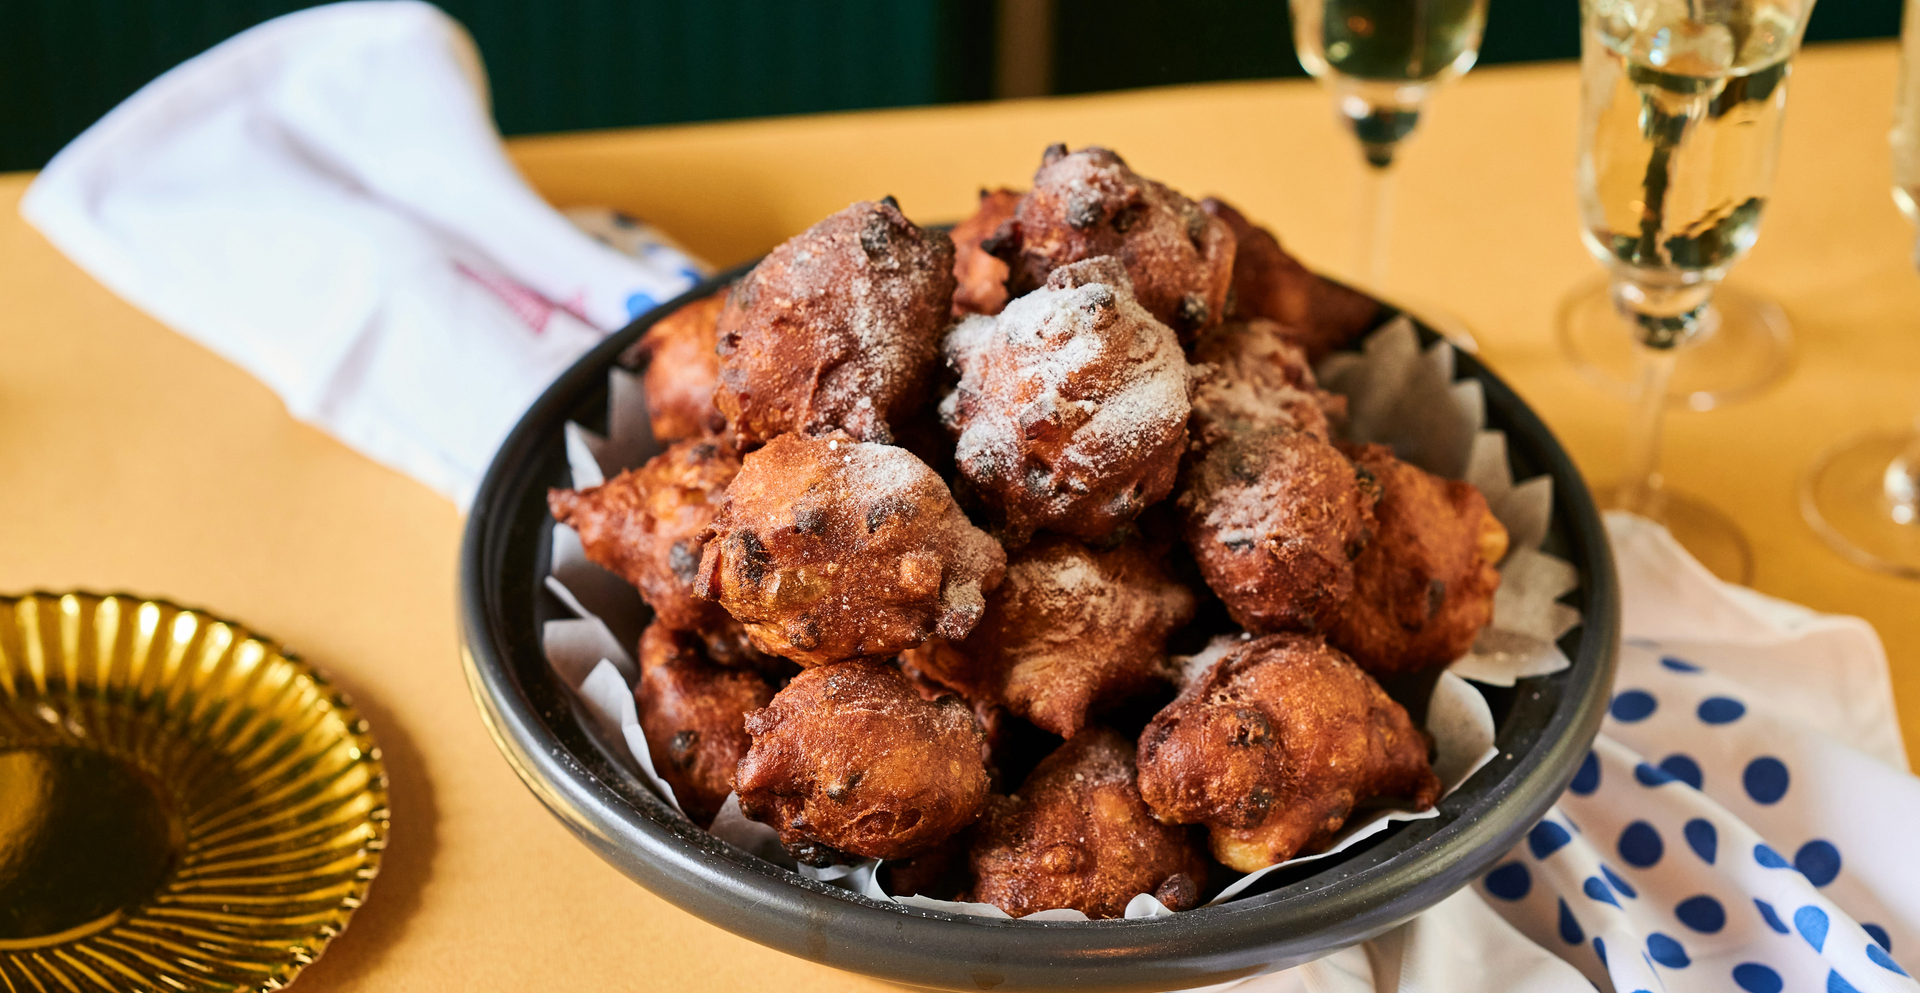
[[459, 270, 1620, 993]]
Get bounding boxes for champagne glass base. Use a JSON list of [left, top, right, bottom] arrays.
[[1558, 279, 1793, 411], [1801, 431, 1920, 580], [1605, 484, 1755, 585]]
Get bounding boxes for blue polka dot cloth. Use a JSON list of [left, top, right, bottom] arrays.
[[1210, 515, 1915, 993], [1470, 516, 1918, 993]]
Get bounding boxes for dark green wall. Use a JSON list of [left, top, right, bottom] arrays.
[[0, 0, 1900, 172], [1052, 0, 1900, 94], [0, 0, 992, 171]]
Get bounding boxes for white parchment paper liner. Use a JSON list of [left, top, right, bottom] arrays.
[[1318, 317, 1581, 686], [538, 315, 1580, 919]]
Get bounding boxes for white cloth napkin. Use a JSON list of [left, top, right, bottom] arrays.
[[19, 0, 705, 506], [1228, 513, 1917, 993]]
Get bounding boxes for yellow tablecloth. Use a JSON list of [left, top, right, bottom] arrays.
[[2, 42, 1916, 992]]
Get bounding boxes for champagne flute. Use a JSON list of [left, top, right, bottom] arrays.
[[1559, 2, 1804, 412], [1291, 0, 1489, 290], [1572, 0, 1816, 583], [1800, 0, 1920, 579]]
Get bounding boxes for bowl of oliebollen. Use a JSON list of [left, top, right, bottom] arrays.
[[460, 144, 1618, 992]]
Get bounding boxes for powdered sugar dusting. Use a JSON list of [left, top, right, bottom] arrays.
[[719, 199, 953, 445], [1004, 147, 1235, 340], [831, 439, 1007, 634], [1003, 543, 1192, 640], [1185, 434, 1331, 542], [1170, 633, 1247, 690], [831, 218, 940, 434], [943, 258, 1192, 538], [974, 533, 1197, 738], [832, 438, 932, 499], [1189, 319, 1342, 444], [1190, 374, 1327, 440]]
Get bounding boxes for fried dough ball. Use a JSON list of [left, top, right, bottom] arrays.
[[1135, 634, 1439, 872], [1325, 444, 1509, 676], [1200, 198, 1381, 361], [714, 198, 955, 448], [941, 256, 1192, 544], [994, 145, 1235, 342], [951, 188, 1022, 317], [693, 433, 1006, 666], [549, 439, 768, 666], [966, 728, 1207, 918], [635, 622, 775, 827], [631, 293, 727, 442], [960, 533, 1197, 739], [900, 648, 1008, 778], [734, 659, 990, 864], [1189, 318, 1346, 445], [1177, 427, 1378, 634]]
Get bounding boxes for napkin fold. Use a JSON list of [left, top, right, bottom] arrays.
[[20, 0, 705, 506]]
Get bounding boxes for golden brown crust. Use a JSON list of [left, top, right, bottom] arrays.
[[899, 649, 1008, 780], [966, 728, 1208, 918], [1200, 197, 1381, 361], [952, 188, 1023, 317], [693, 433, 1006, 667], [547, 438, 741, 637], [941, 257, 1191, 544], [960, 533, 1197, 739], [1324, 445, 1508, 677], [1188, 318, 1346, 446], [714, 198, 956, 448], [994, 145, 1236, 342], [1135, 634, 1439, 872], [636, 622, 776, 827], [734, 659, 990, 863], [633, 293, 728, 442], [1176, 427, 1378, 634]]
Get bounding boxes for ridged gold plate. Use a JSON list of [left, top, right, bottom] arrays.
[[0, 592, 389, 992]]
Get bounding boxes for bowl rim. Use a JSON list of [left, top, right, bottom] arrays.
[[458, 271, 1621, 992]]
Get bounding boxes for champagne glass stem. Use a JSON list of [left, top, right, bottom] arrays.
[[1617, 341, 1679, 517], [1356, 162, 1396, 289]]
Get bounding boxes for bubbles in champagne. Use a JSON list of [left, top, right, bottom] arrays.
[[1577, 0, 1806, 293]]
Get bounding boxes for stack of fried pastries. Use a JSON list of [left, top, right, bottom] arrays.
[[548, 145, 1506, 918]]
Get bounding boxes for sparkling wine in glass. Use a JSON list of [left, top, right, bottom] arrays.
[[1570, 0, 1816, 583], [1559, 0, 1805, 414], [1801, 0, 1920, 579], [1291, 0, 1489, 289]]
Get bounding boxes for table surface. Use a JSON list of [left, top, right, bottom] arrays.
[[3, 41, 1917, 993]]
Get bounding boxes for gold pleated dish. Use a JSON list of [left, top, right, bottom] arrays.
[[0, 592, 389, 992]]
